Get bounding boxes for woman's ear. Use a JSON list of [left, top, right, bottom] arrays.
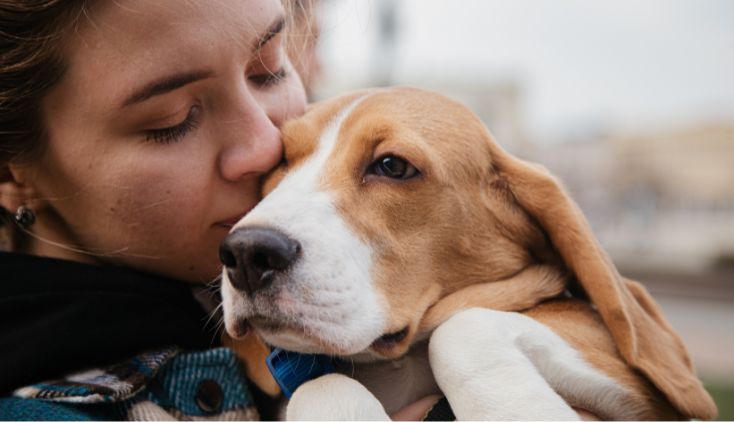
[[484, 135, 717, 420], [0, 164, 36, 212], [1, 166, 12, 184]]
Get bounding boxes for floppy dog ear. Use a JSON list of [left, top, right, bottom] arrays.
[[487, 141, 717, 420], [222, 331, 280, 397]]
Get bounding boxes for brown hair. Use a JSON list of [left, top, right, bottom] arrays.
[[282, 0, 320, 97], [0, 0, 90, 247], [0, 1, 91, 167]]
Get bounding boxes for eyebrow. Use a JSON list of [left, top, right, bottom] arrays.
[[121, 16, 286, 109], [122, 70, 212, 108], [257, 16, 286, 50]]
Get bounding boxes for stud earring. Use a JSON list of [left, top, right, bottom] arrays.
[[14, 206, 35, 229]]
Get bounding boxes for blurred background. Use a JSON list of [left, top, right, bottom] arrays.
[[295, 0, 734, 418]]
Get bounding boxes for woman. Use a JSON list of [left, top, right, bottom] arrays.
[[0, 0, 307, 419]]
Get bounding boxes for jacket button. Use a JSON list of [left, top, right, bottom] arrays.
[[195, 379, 224, 414]]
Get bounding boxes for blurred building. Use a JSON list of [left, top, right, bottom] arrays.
[[531, 124, 734, 273], [401, 77, 530, 156]]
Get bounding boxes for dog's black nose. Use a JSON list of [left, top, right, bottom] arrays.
[[219, 227, 301, 294]]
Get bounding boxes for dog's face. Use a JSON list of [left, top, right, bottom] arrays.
[[219, 89, 716, 420], [220, 88, 546, 359]]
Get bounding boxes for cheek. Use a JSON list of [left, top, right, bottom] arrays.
[[106, 166, 211, 243], [49, 149, 213, 253], [341, 186, 450, 323], [344, 183, 441, 241], [78, 160, 225, 280], [375, 251, 440, 310]]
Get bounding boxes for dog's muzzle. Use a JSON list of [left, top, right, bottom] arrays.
[[220, 227, 301, 294]]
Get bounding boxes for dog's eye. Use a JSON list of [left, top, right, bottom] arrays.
[[371, 155, 420, 180]]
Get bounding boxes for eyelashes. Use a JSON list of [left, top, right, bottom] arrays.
[[145, 104, 201, 144], [248, 67, 288, 87], [143, 67, 288, 145]]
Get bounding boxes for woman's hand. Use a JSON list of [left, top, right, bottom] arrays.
[[390, 395, 442, 421]]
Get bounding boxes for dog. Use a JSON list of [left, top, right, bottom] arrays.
[[219, 87, 717, 420]]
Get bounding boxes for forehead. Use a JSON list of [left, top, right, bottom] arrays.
[[67, 0, 281, 56], [282, 88, 495, 179], [280, 91, 371, 167], [54, 0, 283, 109]]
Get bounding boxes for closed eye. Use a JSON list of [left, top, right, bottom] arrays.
[[249, 67, 288, 87], [145, 105, 201, 144]]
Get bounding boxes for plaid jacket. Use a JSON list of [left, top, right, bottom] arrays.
[[0, 347, 259, 421]]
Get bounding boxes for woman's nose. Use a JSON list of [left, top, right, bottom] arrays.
[[218, 97, 283, 183]]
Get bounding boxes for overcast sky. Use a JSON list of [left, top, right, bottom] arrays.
[[317, 0, 734, 138]]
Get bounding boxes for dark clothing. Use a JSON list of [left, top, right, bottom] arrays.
[[0, 252, 259, 420], [0, 252, 217, 394]]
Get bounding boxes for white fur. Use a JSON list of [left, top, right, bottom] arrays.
[[287, 374, 390, 421], [429, 308, 633, 420], [222, 96, 388, 355]]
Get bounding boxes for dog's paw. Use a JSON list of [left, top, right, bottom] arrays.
[[429, 308, 580, 421], [286, 373, 390, 421]]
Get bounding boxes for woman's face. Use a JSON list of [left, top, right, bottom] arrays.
[[25, 0, 306, 282]]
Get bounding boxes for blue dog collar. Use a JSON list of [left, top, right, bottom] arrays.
[[266, 348, 336, 398]]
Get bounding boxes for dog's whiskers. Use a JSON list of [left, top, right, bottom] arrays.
[[204, 301, 225, 331], [206, 274, 223, 293], [201, 291, 225, 346]]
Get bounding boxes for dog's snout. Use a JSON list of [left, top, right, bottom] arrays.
[[220, 227, 301, 293]]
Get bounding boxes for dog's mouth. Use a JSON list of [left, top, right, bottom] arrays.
[[370, 326, 410, 352], [247, 316, 351, 354], [229, 319, 252, 338], [247, 314, 412, 357], [248, 316, 290, 333]]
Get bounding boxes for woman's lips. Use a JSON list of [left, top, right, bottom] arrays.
[[215, 211, 249, 229]]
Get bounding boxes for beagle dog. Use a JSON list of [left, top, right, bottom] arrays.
[[220, 88, 717, 420]]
